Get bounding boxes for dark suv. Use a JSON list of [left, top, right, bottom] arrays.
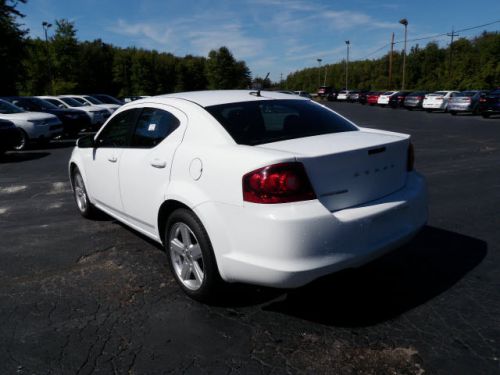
[[317, 86, 334, 100], [479, 90, 500, 118]]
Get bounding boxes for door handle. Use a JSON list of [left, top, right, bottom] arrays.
[[108, 156, 117, 163], [150, 159, 166, 168]]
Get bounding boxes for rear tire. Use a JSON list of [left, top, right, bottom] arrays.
[[165, 208, 223, 302], [450, 111, 457, 116], [482, 113, 490, 118]]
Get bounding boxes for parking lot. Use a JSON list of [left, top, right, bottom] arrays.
[[0, 103, 499, 374]]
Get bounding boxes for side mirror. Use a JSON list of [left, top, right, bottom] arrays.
[[76, 134, 96, 148]]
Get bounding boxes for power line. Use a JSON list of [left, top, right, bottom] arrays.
[[358, 19, 500, 60]]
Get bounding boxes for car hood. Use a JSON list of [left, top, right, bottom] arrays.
[[0, 111, 58, 121]]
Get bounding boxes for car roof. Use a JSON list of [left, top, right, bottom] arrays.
[[154, 90, 308, 107]]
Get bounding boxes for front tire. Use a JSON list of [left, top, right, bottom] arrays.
[[14, 129, 29, 151], [72, 169, 98, 218], [166, 209, 223, 302]]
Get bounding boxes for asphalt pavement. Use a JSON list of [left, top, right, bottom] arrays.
[[0, 103, 499, 374]]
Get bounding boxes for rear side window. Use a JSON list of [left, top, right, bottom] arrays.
[[97, 109, 140, 147], [131, 108, 180, 148], [206, 99, 357, 146]]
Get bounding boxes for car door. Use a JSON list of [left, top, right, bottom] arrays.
[[83, 108, 140, 215], [118, 104, 187, 235]]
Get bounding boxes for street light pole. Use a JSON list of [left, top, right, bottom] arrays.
[[399, 18, 408, 91], [316, 58, 322, 88], [42, 21, 53, 95], [345, 41, 350, 90]]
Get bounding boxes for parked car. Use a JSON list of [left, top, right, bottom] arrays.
[[404, 91, 428, 110], [3, 96, 89, 138], [366, 92, 382, 106], [294, 91, 312, 99], [358, 91, 369, 105], [91, 94, 124, 105], [327, 90, 339, 102], [38, 96, 110, 130], [377, 91, 398, 107], [478, 89, 500, 118], [337, 90, 350, 101], [317, 86, 334, 100], [348, 90, 368, 103], [422, 91, 459, 112], [447, 91, 488, 115], [59, 95, 120, 114], [122, 96, 151, 103], [69, 90, 427, 301], [0, 119, 20, 154], [389, 91, 412, 108], [0, 98, 62, 150]]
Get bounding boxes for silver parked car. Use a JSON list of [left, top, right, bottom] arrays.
[[447, 91, 489, 115]]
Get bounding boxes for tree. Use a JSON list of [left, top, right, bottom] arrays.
[[0, 0, 28, 95], [206, 47, 251, 89], [52, 19, 79, 93]]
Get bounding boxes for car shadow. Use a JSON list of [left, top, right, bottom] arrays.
[[0, 151, 50, 163], [29, 139, 77, 150], [261, 226, 487, 327]]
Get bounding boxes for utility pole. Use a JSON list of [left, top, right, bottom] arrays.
[[316, 59, 322, 88], [42, 21, 53, 95], [447, 26, 459, 80], [280, 72, 283, 89], [345, 40, 350, 90], [388, 32, 395, 89], [399, 18, 408, 91], [323, 65, 328, 86]]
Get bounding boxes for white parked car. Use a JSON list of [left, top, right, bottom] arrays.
[[377, 91, 398, 106], [69, 90, 427, 301], [38, 96, 110, 129], [337, 90, 350, 101], [0, 98, 62, 150], [422, 91, 459, 112], [59, 95, 120, 114]]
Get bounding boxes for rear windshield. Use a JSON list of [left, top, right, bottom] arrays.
[[455, 91, 477, 97], [205, 99, 357, 146]]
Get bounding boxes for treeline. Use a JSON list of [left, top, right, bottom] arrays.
[[1, 1, 251, 96], [285, 32, 500, 92]]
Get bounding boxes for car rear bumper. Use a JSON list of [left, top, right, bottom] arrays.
[[448, 103, 473, 111], [197, 172, 427, 288], [423, 102, 445, 109]]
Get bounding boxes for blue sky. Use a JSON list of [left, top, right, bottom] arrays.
[[19, 0, 500, 82]]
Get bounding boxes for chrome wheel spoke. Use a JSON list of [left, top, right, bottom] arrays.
[[180, 260, 191, 280], [180, 226, 192, 247], [192, 261, 204, 284], [170, 238, 185, 256]]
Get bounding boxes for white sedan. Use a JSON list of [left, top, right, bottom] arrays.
[[377, 91, 398, 106], [69, 90, 427, 301], [422, 91, 459, 111]]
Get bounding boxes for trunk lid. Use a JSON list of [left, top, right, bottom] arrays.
[[257, 130, 409, 211]]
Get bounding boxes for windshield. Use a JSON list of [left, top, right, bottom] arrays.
[[93, 94, 122, 105], [0, 99, 25, 114], [30, 97, 59, 110], [206, 99, 357, 146], [83, 96, 103, 105], [59, 97, 86, 107]]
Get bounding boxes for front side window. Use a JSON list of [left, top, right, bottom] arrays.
[[206, 99, 357, 146], [131, 108, 180, 148], [96, 109, 140, 147]]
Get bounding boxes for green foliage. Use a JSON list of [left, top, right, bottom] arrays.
[[286, 32, 500, 92], [206, 47, 251, 89], [0, 0, 27, 95]]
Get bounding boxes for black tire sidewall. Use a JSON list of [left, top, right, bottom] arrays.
[[165, 208, 222, 302]]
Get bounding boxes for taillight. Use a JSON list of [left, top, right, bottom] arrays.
[[407, 143, 415, 172], [398, 96, 404, 99], [243, 162, 316, 204], [479, 97, 487, 103], [417, 96, 423, 100]]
